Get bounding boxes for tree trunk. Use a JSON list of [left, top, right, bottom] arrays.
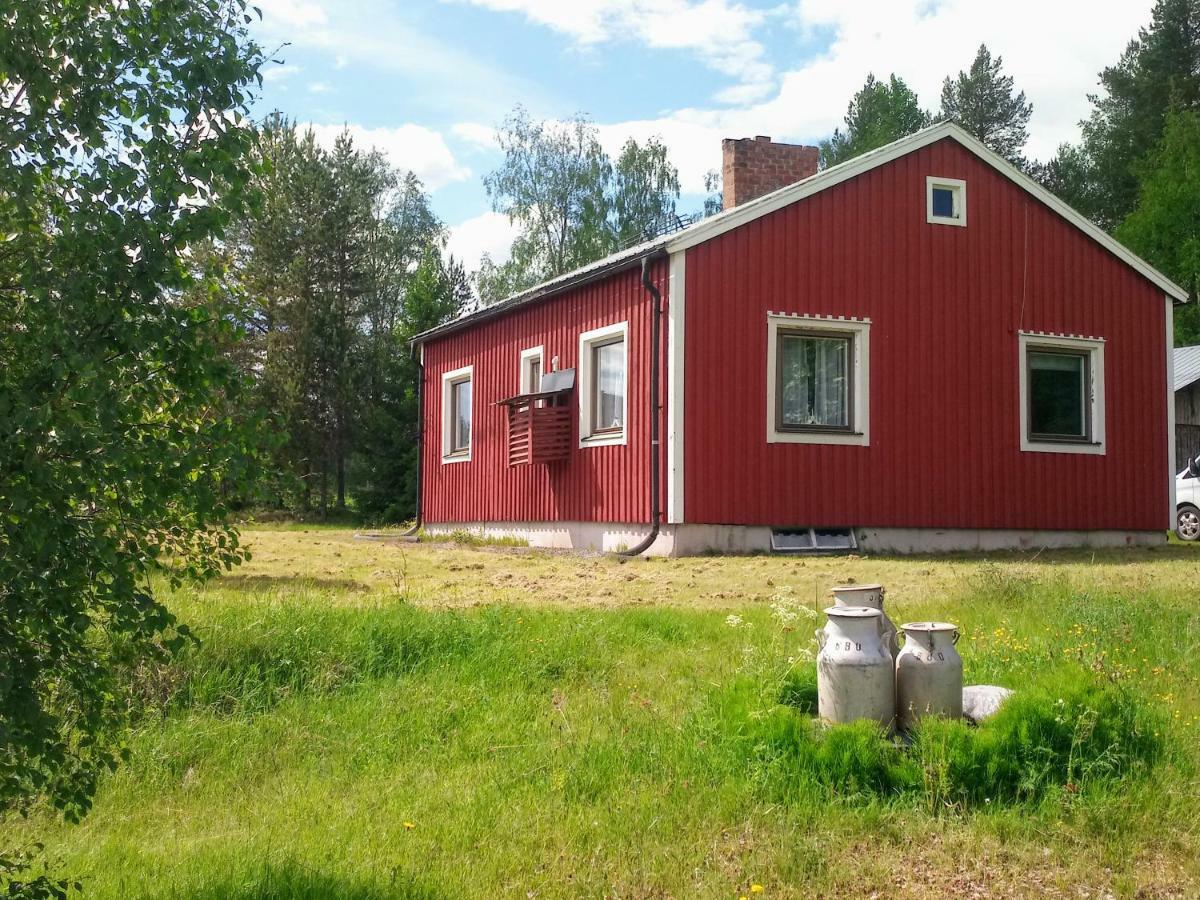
[[336, 429, 346, 511]]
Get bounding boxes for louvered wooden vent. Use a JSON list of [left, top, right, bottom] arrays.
[[502, 395, 572, 466], [498, 368, 575, 466]]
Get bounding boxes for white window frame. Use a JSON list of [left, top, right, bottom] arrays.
[[766, 314, 870, 446], [519, 345, 545, 394], [578, 321, 628, 448], [441, 365, 473, 464], [1018, 332, 1106, 456], [926, 176, 967, 227]]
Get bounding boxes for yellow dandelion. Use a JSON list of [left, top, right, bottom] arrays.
[[751, 886, 765, 894], [403, 821, 416, 830]]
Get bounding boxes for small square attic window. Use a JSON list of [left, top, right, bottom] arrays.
[[926, 176, 966, 226]]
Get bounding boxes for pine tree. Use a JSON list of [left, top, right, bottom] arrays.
[[939, 44, 1033, 164]]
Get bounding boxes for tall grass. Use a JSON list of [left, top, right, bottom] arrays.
[[731, 668, 1165, 810], [4, 531, 1199, 897]]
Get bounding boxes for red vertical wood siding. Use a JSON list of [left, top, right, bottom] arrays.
[[421, 261, 668, 524], [684, 138, 1169, 531]]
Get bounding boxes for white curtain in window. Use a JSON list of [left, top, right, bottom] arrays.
[[780, 335, 848, 427], [596, 341, 624, 429]]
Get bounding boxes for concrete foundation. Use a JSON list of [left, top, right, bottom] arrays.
[[422, 521, 1166, 556]]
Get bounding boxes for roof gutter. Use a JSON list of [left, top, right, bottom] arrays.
[[401, 342, 424, 536], [411, 245, 665, 347], [618, 253, 666, 557]]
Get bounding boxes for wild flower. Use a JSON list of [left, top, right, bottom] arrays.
[[769, 589, 816, 627], [726, 614, 745, 628]]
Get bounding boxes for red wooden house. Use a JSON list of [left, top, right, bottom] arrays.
[[412, 123, 1187, 555]]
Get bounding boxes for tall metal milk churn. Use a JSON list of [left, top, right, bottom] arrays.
[[817, 606, 896, 728], [895, 622, 963, 731], [830, 583, 899, 658]]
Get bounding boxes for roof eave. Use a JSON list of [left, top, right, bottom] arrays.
[[411, 243, 669, 346]]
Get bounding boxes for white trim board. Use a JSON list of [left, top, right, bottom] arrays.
[[1017, 332, 1106, 456], [926, 175, 967, 227], [577, 321, 629, 448], [440, 364, 473, 464], [1167, 296, 1177, 526], [519, 344, 544, 394], [765, 314, 871, 446], [666, 251, 686, 524]]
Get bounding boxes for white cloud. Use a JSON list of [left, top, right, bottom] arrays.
[[583, 0, 1156, 195], [304, 123, 471, 191], [308, 81, 332, 94], [450, 0, 772, 102], [262, 64, 302, 83], [257, 0, 328, 28], [253, 0, 547, 120], [447, 211, 520, 270], [451, 122, 498, 151], [765, 0, 1153, 161]]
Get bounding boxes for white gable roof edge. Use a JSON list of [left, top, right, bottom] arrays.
[[414, 122, 1187, 346], [665, 121, 1189, 303]]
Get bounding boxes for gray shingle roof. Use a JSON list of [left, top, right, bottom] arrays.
[[1175, 346, 1200, 392]]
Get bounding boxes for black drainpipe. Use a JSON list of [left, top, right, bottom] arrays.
[[619, 254, 665, 557], [401, 343, 424, 536]]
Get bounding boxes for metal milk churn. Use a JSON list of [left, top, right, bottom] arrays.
[[895, 622, 963, 731], [817, 606, 896, 728], [830, 583, 899, 659]]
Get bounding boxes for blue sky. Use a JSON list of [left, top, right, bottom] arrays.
[[251, 0, 1156, 270]]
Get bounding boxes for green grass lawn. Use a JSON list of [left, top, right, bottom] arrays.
[[5, 528, 1200, 898]]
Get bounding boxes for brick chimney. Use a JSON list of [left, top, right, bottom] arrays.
[[721, 135, 819, 209]]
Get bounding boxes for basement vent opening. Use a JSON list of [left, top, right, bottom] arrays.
[[770, 527, 858, 553]]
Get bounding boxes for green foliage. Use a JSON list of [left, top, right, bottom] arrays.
[[1115, 106, 1200, 341], [609, 137, 682, 248], [479, 106, 681, 302], [0, 844, 76, 899], [351, 247, 470, 524], [1051, 0, 1200, 229], [0, 0, 263, 837], [938, 44, 1033, 164], [744, 668, 1165, 809], [819, 74, 931, 168], [228, 119, 464, 520]]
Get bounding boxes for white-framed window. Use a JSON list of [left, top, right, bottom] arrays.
[[441, 365, 473, 463], [519, 345, 545, 394], [926, 176, 966, 227], [766, 314, 870, 446], [578, 321, 627, 447], [1018, 333, 1105, 455]]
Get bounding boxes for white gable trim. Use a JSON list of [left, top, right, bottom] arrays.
[[666, 251, 686, 524], [666, 122, 1188, 303]]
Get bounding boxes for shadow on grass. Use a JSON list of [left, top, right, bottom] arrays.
[[212, 574, 371, 594], [178, 861, 443, 900]]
